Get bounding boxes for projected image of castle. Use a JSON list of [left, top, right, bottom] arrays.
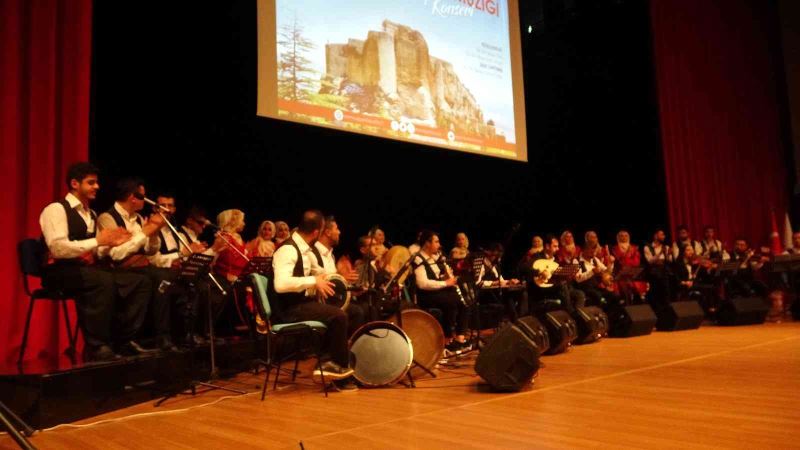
[[276, 19, 510, 152]]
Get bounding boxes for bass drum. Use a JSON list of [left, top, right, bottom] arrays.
[[349, 321, 413, 387], [389, 309, 445, 378]]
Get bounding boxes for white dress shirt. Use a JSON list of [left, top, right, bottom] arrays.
[[39, 193, 98, 259], [413, 251, 448, 291], [671, 240, 703, 261], [272, 232, 324, 295], [97, 202, 160, 261], [314, 241, 337, 275], [148, 228, 183, 268], [700, 239, 730, 261]]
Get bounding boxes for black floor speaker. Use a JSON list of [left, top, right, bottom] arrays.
[[717, 297, 768, 325], [475, 324, 540, 392], [572, 306, 609, 344], [608, 304, 657, 337], [515, 315, 551, 354], [655, 301, 704, 331], [537, 310, 577, 354]]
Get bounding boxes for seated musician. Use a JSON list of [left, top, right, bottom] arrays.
[[611, 230, 648, 302], [180, 206, 212, 246], [476, 243, 523, 320], [412, 230, 470, 354], [373, 228, 389, 259], [206, 209, 250, 335], [670, 225, 703, 262], [246, 220, 277, 258], [149, 194, 207, 268], [354, 235, 381, 289], [700, 225, 730, 261], [274, 221, 290, 247], [726, 238, 769, 298], [311, 216, 366, 336], [672, 244, 714, 304], [574, 245, 609, 307], [557, 230, 581, 264], [526, 235, 586, 314], [643, 229, 673, 309], [584, 230, 615, 269], [784, 231, 800, 255], [96, 178, 178, 352], [40, 163, 152, 362], [272, 210, 355, 389], [450, 232, 470, 260]]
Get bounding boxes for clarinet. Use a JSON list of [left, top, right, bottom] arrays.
[[440, 255, 468, 307]]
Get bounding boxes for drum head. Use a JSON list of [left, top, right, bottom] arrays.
[[389, 309, 445, 377], [349, 321, 412, 387], [326, 273, 350, 310], [381, 246, 412, 285]]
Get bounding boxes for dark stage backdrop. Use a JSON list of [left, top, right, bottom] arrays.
[[90, 0, 665, 265]]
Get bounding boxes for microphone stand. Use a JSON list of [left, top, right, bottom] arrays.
[[151, 204, 244, 406]]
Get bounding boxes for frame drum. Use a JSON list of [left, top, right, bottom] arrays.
[[325, 273, 351, 310], [389, 309, 445, 378], [349, 321, 413, 386]]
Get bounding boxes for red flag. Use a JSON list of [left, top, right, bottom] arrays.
[[770, 210, 783, 255]]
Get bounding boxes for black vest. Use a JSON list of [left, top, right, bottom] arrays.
[[44, 200, 97, 264], [482, 261, 500, 282], [411, 253, 448, 283], [59, 199, 96, 241], [310, 244, 325, 269], [271, 238, 310, 318], [159, 228, 181, 254]]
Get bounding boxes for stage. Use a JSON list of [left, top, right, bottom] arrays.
[[2, 321, 798, 449]]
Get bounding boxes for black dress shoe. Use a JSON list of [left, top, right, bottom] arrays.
[[83, 345, 122, 363], [117, 340, 159, 356]]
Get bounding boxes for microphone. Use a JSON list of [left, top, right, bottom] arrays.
[[142, 196, 170, 213]]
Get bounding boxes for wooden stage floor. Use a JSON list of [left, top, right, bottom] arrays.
[[3, 321, 800, 449]]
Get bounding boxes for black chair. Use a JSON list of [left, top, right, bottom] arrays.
[[249, 273, 329, 399], [17, 239, 80, 365]]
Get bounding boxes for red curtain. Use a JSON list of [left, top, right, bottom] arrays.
[[0, 0, 92, 365], [651, 0, 789, 247]]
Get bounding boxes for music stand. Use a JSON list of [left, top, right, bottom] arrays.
[[156, 254, 245, 406], [0, 401, 35, 450], [240, 256, 272, 277], [551, 264, 581, 284], [717, 261, 743, 275]]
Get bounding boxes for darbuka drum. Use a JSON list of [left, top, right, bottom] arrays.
[[381, 246, 412, 285], [389, 309, 445, 378], [349, 322, 413, 387], [324, 273, 350, 310]]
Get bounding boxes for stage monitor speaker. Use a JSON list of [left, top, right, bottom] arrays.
[[537, 310, 577, 355], [608, 304, 657, 337], [573, 306, 609, 344], [515, 315, 551, 354], [655, 301, 704, 331], [717, 297, 768, 326], [475, 324, 540, 392]]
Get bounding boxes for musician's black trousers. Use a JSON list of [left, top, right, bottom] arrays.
[[130, 266, 177, 340], [279, 300, 350, 367], [42, 265, 151, 349], [418, 288, 468, 336], [346, 302, 367, 337]]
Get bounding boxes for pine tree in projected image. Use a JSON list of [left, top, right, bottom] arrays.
[[277, 13, 317, 103]]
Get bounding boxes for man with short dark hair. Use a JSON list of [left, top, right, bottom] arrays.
[[671, 225, 702, 262], [272, 210, 354, 390], [39, 163, 152, 362]]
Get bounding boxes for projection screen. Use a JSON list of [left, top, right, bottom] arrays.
[[257, 0, 528, 162]]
